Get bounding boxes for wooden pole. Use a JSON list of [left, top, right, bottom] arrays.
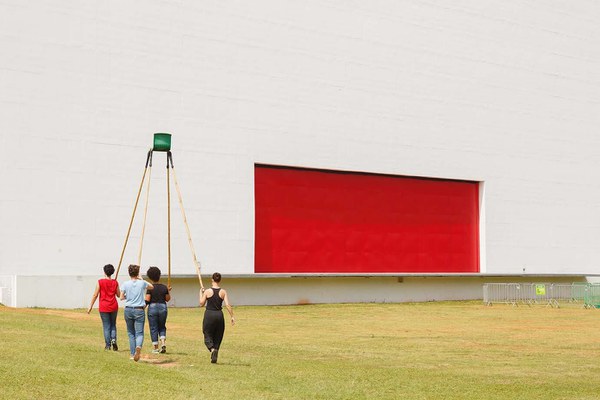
[[137, 163, 152, 266], [170, 163, 204, 290], [115, 150, 152, 280], [167, 152, 172, 288]]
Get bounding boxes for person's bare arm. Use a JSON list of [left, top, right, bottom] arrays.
[[165, 286, 171, 302], [115, 282, 121, 298], [199, 288, 212, 307], [87, 283, 100, 314], [221, 289, 235, 325]]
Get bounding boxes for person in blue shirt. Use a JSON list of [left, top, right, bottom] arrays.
[[120, 264, 154, 361]]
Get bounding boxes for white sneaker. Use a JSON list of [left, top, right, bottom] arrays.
[[152, 348, 160, 354]]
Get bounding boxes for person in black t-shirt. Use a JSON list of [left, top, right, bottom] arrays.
[[199, 272, 235, 363], [145, 266, 171, 354]]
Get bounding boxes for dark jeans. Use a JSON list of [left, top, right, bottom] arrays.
[[124, 307, 145, 355], [147, 302, 168, 344], [203, 309, 225, 351], [99, 311, 118, 347]]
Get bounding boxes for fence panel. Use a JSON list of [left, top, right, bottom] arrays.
[[583, 284, 600, 308], [483, 283, 590, 308]]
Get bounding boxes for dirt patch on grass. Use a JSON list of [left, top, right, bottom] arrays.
[[43, 309, 90, 321], [139, 354, 178, 368], [1, 307, 89, 321]]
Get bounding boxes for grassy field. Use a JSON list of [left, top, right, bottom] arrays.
[[2, 301, 600, 400]]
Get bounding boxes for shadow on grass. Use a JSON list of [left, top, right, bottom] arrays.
[[215, 361, 252, 367], [140, 358, 177, 365]]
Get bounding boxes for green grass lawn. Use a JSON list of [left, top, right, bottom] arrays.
[[2, 301, 600, 400]]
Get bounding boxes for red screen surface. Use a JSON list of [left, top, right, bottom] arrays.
[[254, 165, 479, 273]]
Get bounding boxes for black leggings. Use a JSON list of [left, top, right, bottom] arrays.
[[203, 309, 225, 351]]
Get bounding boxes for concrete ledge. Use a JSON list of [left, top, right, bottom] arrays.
[[8, 274, 592, 308], [181, 273, 594, 279]]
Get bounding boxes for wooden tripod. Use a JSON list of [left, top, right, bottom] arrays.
[[113, 146, 204, 291]]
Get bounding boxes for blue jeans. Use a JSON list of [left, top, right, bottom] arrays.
[[124, 307, 145, 355], [99, 311, 118, 347], [147, 303, 168, 344]]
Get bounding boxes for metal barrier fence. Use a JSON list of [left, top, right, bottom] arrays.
[[583, 284, 600, 309], [483, 283, 595, 308]]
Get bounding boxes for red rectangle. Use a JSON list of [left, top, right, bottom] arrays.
[[254, 165, 479, 273]]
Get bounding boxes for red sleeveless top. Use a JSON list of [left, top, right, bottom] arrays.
[[98, 279, 119, 312]]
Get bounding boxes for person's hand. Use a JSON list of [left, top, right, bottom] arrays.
[[201, 287, 205, 293]]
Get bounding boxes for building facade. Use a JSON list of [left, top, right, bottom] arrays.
[[1, 1, 599, 307]]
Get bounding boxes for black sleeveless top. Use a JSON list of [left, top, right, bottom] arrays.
[[206, 288, 223, 311], [147, 283, 169, 304]]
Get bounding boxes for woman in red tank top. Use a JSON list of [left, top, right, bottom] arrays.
[[87, 264, 121, 351]]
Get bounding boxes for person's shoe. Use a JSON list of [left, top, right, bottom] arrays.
[[104, 346, 111, 351], [111, 339, 118, 351], [134, 346, 141, 362], [152, 347, 160, 354], [210, 349, 218, 364], [160, 345, 166, 354]]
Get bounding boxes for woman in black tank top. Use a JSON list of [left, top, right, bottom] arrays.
[[199, 272, 235, 363], [206, 287, 224, 310]]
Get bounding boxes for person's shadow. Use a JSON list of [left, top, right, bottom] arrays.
[[213, 361, 251, 367]]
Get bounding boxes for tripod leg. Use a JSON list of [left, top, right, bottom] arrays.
[[137, 153, 153, 266], [167, 152, 172, 288], [169, 153, 204, 290], [115, 150, 153, 280]]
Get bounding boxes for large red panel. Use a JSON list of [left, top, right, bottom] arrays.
[[254, 165, 479, 273]]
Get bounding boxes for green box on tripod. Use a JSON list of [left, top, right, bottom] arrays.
[[153, 133, 172, 151]]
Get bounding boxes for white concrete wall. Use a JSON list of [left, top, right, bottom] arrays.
[[0, 275, 17, 307], [1, 1, 599, 289], [15, 275, 96, 309]]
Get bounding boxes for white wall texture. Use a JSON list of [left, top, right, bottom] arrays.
[[1, 1, 599, 306]]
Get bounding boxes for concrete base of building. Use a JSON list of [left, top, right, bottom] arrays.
[[0, 274, 590, 308]]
